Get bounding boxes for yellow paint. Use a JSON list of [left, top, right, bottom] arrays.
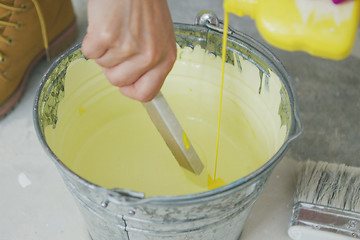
[[214, 11, 230, 182], [207, 174, 226, 190], [78, 107, 86, 116], [223, 0, 360, 60], [182, 131, 190, 149], [45, 43, 287, 197]]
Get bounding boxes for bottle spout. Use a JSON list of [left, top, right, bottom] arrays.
[[224, 0, 258, 19]]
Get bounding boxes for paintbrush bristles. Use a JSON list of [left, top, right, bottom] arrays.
[[295, 160, 360, 212]]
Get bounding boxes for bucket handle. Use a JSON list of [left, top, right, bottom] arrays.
[[195, 10, 236, 35], [289, 105, 303, 143]]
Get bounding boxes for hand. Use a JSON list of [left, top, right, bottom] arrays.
[[82, 0, 177, 102]]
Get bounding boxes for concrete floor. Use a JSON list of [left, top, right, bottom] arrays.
[[1, 0, 359, 239]]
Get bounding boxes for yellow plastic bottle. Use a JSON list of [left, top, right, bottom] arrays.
[[224, 0, 360, 60]]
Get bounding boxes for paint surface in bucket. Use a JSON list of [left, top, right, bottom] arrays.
[[44, 45, 287, 197]]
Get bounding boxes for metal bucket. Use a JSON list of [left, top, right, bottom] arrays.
[[34, 14, 302, 240]]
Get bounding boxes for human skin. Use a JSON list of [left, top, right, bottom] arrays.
[[82, 0, 177, 102]]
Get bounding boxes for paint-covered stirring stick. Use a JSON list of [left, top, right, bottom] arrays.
[[143, 92, 204, 175]]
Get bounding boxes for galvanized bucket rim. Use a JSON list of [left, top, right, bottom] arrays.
[[33, 22, 302, 205]]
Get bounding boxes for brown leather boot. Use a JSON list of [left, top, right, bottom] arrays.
[[0, 0, 77, 118]]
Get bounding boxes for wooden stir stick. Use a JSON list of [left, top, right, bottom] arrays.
[[143, 92, 204, 175]]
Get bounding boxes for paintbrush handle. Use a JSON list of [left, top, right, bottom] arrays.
[[289, 202, 360, 240], [143, 92, 204, 175]]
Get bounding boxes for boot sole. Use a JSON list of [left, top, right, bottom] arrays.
[[0, 20, 78, 120]]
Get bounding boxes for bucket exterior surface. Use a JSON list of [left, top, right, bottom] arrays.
[[34, 22, 302, 240]]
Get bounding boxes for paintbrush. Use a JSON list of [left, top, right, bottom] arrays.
[[288, 160, 360, 239]]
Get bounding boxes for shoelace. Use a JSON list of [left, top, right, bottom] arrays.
[[0, 0, 49, 63]]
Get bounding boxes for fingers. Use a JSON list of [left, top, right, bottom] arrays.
[[101, 54, 153, 88], [102, 49, 176, 102], [95, 40, 139, 68], [118, 59, 174, 102], [81, 32, 108, 59]]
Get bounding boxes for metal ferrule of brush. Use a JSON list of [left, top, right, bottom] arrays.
[[289, 202, 360, 239]]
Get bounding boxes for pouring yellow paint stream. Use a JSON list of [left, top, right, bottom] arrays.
[[209, 8, 230, 190]]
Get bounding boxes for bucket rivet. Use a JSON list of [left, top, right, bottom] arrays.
[[128, 209, 136, 215], [101, 200, 109, 208], [194, 10, 219, 27]]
